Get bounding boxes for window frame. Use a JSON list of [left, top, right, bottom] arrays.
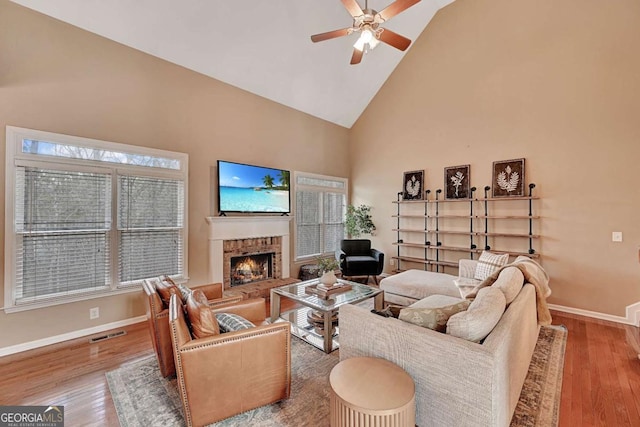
[[4, 126, 189, 312], [293, 171, 348, 262]]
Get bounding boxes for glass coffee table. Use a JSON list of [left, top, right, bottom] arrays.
[[270, 278, 383, 353]]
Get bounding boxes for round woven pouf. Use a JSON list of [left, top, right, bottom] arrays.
[[329, 357, 415, 427]]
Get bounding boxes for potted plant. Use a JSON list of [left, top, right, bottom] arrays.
[[316, 257, 339, 287], [345, 204, 376, 238]]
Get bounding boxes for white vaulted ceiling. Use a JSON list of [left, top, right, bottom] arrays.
[[10, 0, 455, 128]]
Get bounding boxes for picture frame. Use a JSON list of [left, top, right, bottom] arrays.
[[492, 158, 525, 197], [402, 170, 424, 200], [444, 164, 470, 199]]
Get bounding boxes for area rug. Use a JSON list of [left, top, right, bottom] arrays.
[[510, 325, 567, 427], [107, 325, 567, 427]]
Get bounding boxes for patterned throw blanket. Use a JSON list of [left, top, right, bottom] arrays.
[[464, 258, 552, 325]]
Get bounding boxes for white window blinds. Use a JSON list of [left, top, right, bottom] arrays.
[[295, 173, 347, 259], [118, 175, 184, 285], [323, 191, 345, 254], [14, 166, 111, 304], [296, 191, 322, 257], [5, 126, 188, 311]]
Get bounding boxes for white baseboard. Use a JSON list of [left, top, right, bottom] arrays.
[[549, 303, 640, 326], [0, 315, 146, 357], [627, 302, 640, 327]]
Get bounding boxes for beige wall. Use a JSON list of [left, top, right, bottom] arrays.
[[0, 1, 350, 348], [350, 0, 640, 316], [2, 0, 639, 351]]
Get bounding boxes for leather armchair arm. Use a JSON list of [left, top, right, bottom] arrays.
[[371, 249, 385, 274], [208, 295, 243, 307], [178, 322, 290, 352], [371, 249, 384, 262], [209, 298, 267, 325], [191, 282, 224, 300]]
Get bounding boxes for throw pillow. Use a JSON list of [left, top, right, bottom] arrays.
[[176, 283, 193, 303], [474, 251, 509, 281], [398, 300, 471, 332], [370, 306, 402, 318], [491, 266, 524, 305], [216, 313, 256, 333], [162, 275, 177, 286], [155, 279, 178, 307], [185, 290, 220, 339], [446, 287, 506, 342]]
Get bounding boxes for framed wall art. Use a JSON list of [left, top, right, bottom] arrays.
[[492, 158, 525, 197], [444, 164, 470, 199], [402, 170, 424, 200]]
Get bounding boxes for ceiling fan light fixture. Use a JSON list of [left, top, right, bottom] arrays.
[[353, 37, 365, 52], [311, 0, 422, 64], [353, 27, 379, 52]]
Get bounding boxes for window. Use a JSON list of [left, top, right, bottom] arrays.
[[294, 172, 347, 260], [5, 126, 188, 311]]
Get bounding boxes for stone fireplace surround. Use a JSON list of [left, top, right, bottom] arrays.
[[206, 216, 291, 290]]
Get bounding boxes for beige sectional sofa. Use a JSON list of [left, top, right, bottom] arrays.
[[339, 260, 542, 427]]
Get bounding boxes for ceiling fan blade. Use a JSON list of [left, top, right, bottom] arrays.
[[378, 28, 412, 51], [311, 28, 352, 43], [341, 0, 364, 18], [350, 48, 364, 65], [377, 0, 421, 22]]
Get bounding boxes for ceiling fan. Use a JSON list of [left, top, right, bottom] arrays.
[[311, 0, 422, 65]]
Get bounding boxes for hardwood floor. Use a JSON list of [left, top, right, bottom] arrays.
[[553, 310, 640, 427], [0, 308, 638, 426], [0, 322, 153, 427]]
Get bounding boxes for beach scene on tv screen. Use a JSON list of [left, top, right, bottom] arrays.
[[219, 162, 290, 212]]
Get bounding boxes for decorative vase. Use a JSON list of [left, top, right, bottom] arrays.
[[319, 270, 337, 287]]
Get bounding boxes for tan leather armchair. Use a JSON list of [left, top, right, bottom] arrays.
[[169, 294, 291, 427], [142, 277, 242, 377]]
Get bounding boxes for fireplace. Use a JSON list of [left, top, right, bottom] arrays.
[[230, 253, 274, 286], [221, 236, 283, 289], [206, 216, 292, 289]]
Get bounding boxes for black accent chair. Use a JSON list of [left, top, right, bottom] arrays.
[[336, 239, 384, 285]]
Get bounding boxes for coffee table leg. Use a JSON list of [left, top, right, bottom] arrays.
[[374, 291, 384, 311], [323, 311, 332, 353], [270, 292, 281, 323]]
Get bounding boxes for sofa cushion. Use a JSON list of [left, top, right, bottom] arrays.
[[380, 270, 460, 300], [446, 287, 506, 342], [409, 294, 464, 309], [216, 313, 255, 333], [185, 290, 220, 338], [399, 300, 471, 332], [345, 256, 378, 270], [492, 266, 524, 305], [474, 251, 509, 281]]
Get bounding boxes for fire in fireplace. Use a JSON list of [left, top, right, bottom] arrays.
[[230, 253, 273, 286]]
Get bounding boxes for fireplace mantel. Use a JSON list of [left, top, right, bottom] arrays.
[[205, 216, 292, 283]]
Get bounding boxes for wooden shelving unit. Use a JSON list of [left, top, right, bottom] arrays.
[[392, 184, 540, 273]]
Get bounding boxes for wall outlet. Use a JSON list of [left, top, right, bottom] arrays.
[[389, 258, 396, 266], [89, 307, 99, 320], [612, 231, 623, 242]]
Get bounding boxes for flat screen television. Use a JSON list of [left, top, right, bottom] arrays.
[[217, 160, 291, 214]]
